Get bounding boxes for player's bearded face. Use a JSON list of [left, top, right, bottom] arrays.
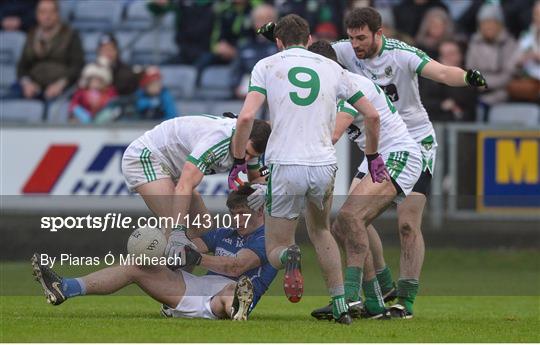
[[347, 27, 379, 59]]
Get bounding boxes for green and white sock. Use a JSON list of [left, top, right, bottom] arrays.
[[362, 278, 385, 314], [278, 248, 288, 266], [344, 266, 362, 302], [376, 266, 395, 295], [397, 278, 419, 313], [331, 293, 348, 319]]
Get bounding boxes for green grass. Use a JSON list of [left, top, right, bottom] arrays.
[[1, 247, 539, 342]]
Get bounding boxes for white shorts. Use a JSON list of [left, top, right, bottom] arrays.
[[168, 271, 235, 319], [121, 140, 175, 192], [358, 148, 422, 204], [265, 164, 337, 219]]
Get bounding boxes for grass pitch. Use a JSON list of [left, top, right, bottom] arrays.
[[1, 247, 539, 342]]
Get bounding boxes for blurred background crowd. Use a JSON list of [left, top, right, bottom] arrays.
[[0, 0, 538, 124]]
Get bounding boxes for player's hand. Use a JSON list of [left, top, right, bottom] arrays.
[[257, 22, 276, 42], [465, 69, 488, 88], [247, 184, 267, 211], [165, 226, 197, 260], [367, 153, 390, 183], [228, 158, 247, 190]]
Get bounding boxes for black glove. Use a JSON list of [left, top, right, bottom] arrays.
[[223, 112, 238, 119], [183, 245, 202, 266], [465, 69, 488, 88], [257, 22, 276, 43]]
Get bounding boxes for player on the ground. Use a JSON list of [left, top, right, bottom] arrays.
[[329, 7, 487, 318], [229, 14, 389, 324], [32, 185, 277, 321], [305, 41, 422, 320], [122, 114, 271, 262]]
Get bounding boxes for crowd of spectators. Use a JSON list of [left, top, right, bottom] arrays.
[[0, 0, 538, 124]]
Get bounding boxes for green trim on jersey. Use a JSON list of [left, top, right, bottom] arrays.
[[337, 100, 359, 117], [266, 164, 273, 214], [139, 148, 156, 182], [415, 59, 430, 74], [377, 35, 387, 56], [285, 45, 307, 50], [347, 90, 364, 105], [189, 136, 232, 174], [248, 85, 267, 95], [386, 151, 410, 180]]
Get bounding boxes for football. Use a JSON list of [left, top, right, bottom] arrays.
[[127, 226, 167, 258]]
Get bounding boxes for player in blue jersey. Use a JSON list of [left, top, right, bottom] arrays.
[[31, 185, 277, 321]]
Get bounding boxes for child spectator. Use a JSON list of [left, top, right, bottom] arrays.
[[69, 58, 117, 124], [134, 66, 177, 120]]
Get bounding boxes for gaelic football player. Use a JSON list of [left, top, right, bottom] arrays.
[[32, 185, 277, 321], [229, 14, 389, 324]]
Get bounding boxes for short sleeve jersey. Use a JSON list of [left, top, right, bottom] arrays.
[[138, 115, 260, 178], [333, 36, 435, 142], [338, 72, 414, 154], [249, 46, 363, 166]]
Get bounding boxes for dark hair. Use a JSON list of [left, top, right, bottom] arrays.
[[226, 184, 256, 210], [249, 119, 271, 154], [345, 7, 382, 33], [308, 40, 338, 63], [274, 14, 310, 46], [98, 32, 118, 49]]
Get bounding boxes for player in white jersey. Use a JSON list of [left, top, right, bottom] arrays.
[[330, 7, 487, 318], [304, 41, 421, 320], [229, 14, 389, 324], [122, 114, 271, 261]]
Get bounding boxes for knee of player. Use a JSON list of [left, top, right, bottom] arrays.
[[337, 208, 368, 228], [398, 220, 418, 237]]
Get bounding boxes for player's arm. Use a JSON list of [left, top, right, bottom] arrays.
[[229, 91, 266, 188], [191, 237, 209, 254], [350, 96, 379, 155], [421, 59, 487, 88], [233, 92, 265, 159], [200, 248, 261, 277], [333, 111, 355, 145]]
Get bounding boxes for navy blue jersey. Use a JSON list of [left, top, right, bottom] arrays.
[[201, 225, 277, 309]]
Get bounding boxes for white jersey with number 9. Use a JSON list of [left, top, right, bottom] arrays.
[[249, 46, 363, 166]]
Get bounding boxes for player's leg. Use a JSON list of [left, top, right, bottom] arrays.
[[391, 191, 426, 318], [335, 176, 395, 316], [210, 276, 254, 320], [367, 224, 397, 302], [305, 194, 350, 323], [136, 178, 176, 218], [332, 177, 363, 304], [32, 254, 185, 308], [264, 164, 305, 303]]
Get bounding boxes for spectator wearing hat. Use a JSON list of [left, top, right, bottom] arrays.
[[69, 58, 117, 124], [16, 0, 84, 100], [466, 3, 519, 119], [0, 0, 38, 32], [97, 32, 142, 96], [134, 66, 177, 120]]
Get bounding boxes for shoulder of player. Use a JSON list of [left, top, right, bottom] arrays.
[[332, 39, 350, 49], [383, 37, 428, 57]]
